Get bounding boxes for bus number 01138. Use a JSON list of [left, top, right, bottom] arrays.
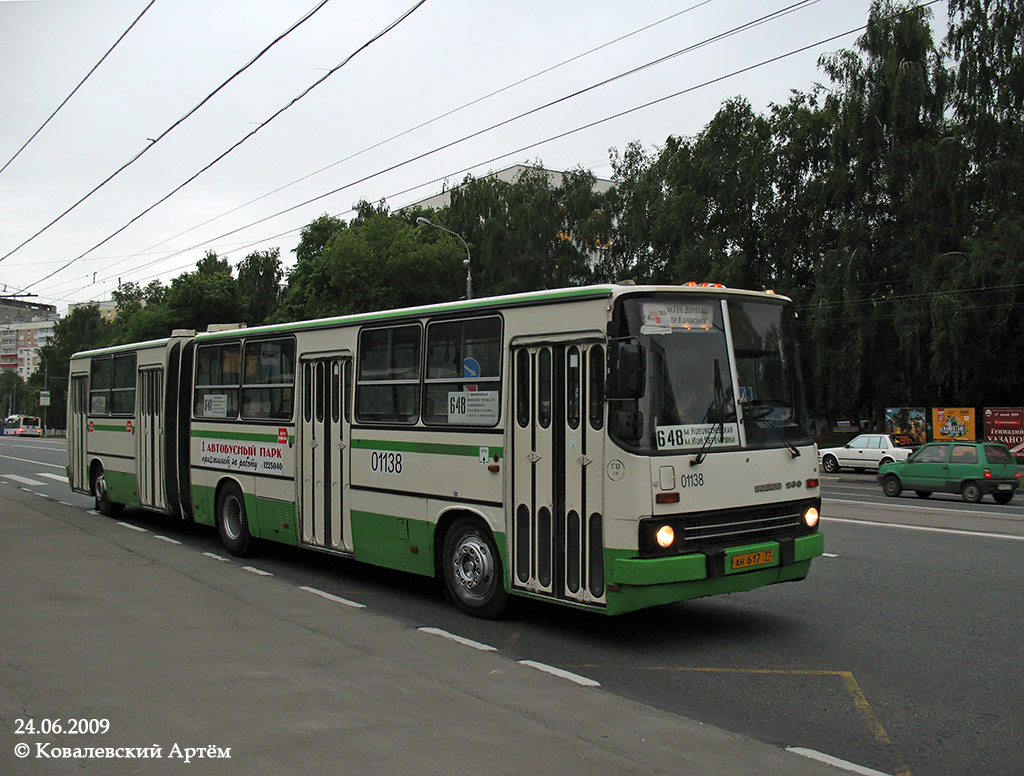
[[370, 451, 403, 474]]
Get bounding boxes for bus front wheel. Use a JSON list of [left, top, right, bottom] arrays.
[[442, 517, 508, 619], [92, 465, 122, 517], [217, 482, 253, 556]]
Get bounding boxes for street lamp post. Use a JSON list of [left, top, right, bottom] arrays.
[[416, 216, 472, 300]]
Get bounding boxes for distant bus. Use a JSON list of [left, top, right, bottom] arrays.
[[67, 284, 823, 617], [5, 415, 42, 437]]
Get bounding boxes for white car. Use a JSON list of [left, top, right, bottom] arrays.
[[818, 433, 916, 473]]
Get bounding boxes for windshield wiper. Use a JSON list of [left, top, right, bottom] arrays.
[[741, 401, 800, 458], [691, 360, 725, 467]]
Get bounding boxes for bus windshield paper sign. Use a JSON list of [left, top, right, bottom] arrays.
[[656, 423, 739, 450], [448, 390, 499, 425], [641, 302, 715, 333]]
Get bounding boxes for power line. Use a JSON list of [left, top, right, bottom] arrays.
[[91, 0, 724, 278], [49, 0, 825, 298], [0, 0, 335, 264], [0, 1, 156, 177], [20, 0, 428, 293]]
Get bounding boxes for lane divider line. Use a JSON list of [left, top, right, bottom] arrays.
[[299, 585, 366, 609], [203, 552, 230, 562], [824, 515, 1024, 542], [115, 521, 147, 533], [153, 535, 182, 545], [418, 627, 496, 652], [518, 660, 600, 687], [242, 566, 273, 577]]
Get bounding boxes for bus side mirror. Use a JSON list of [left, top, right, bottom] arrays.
[[606, 339, 645, 400], [613, 409, 644, 441]]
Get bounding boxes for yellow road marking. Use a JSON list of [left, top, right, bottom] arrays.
[[566, 664, 911, 776]]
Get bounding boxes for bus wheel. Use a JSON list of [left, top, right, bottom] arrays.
[[217, 482, 253, 556], [92, 466, 122, 517], [442, 518, 508, 619]]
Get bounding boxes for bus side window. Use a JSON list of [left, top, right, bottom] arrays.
[[424, 316, 501, 426], [194, 343, 241, 418], [90, 357, 112, 415], [111, 354, 137, 415], [356, 325, 421, 424], [241, 338, 295, 421]]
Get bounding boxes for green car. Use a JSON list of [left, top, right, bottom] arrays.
[[878, 441, 1021, 503]]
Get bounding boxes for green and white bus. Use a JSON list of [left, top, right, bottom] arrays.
[[67, 284, 823, 617]]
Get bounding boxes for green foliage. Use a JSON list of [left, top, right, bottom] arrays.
[[276, 203, 464, 320], [442, 164, 609, 295], [237, 248, 283, 326], [36, 303, 113, 427]]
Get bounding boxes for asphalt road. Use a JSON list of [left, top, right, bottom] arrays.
[[3, 436, 1022, 776]]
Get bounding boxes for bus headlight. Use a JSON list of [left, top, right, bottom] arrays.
[[803, 506, 820, 529], [655, 525, 675, 548]]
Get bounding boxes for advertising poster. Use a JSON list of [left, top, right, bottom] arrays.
[[885, 407, 926, 445], [932, 407, 976, 441], [983, 407, 1024, 455]]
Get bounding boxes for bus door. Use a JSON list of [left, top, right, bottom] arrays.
[[299, 356, 350, 551], [511, 341, 606, 606], [68, 374, 89, 492], [136, 367, 166, 510]]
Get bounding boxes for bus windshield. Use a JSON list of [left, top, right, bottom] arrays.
[[611, 295, 812, 454]]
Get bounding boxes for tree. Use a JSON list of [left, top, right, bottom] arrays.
[[36, 303, 112, 428], [442, 164, 608, 295], [277, 203, 464, 319], [164, 250, 243, 333], [237, 248, 283, 326]]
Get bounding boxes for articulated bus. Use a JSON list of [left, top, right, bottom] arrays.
[[67, 284, 823, 617]]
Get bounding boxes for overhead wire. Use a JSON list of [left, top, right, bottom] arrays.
[[39, 0, 947, 308], [20, 0, 428, 292], [0, 0, 335, 264], [0, 1, 157, 177], [110, 0, 724, 267], [42, 0, 825, 300]]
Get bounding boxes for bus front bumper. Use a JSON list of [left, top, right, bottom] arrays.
[[604, 532, 824, 615]]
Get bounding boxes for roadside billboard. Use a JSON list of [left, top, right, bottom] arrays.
[[932, 407, 976, 441], [885, 407, 926, 445], [983, 407, 1024, 455]]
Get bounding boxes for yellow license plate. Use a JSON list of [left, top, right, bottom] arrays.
[[731, 549, 775, 570]]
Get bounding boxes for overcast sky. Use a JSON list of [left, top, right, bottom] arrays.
[[0, 0, 948, 315]]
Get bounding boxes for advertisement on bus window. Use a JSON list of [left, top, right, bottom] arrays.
[[983, 407, 1024, 455], [931, 407, 977, 441], [885, 407, 926, 445]]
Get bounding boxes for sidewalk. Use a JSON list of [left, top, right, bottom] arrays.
[[0, 485, 851, 776]]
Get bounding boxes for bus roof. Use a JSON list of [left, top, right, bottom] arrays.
[[194, 283, 791, 343], [67, 284, 793, 355]]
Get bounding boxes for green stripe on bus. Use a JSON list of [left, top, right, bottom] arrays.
[[92, 424, 129, 432], [351, 438, 503, 458], [190, 428, 284, 443]]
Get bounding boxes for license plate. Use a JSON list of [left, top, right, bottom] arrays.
[[731, 549, 775, 570], [997, 484, 1012, 491]]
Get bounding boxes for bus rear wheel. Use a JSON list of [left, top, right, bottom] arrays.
[[92, 465, 122, 517], [217, 482, 253, 556], [442, 517, 508, 619]]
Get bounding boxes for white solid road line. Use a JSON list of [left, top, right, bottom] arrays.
[[787, 746, 893, 776], [299, 585, 366, 609], [418, 627, 497, 652], [517, 660, 601, 687], [824, 515, 1024, 542]]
